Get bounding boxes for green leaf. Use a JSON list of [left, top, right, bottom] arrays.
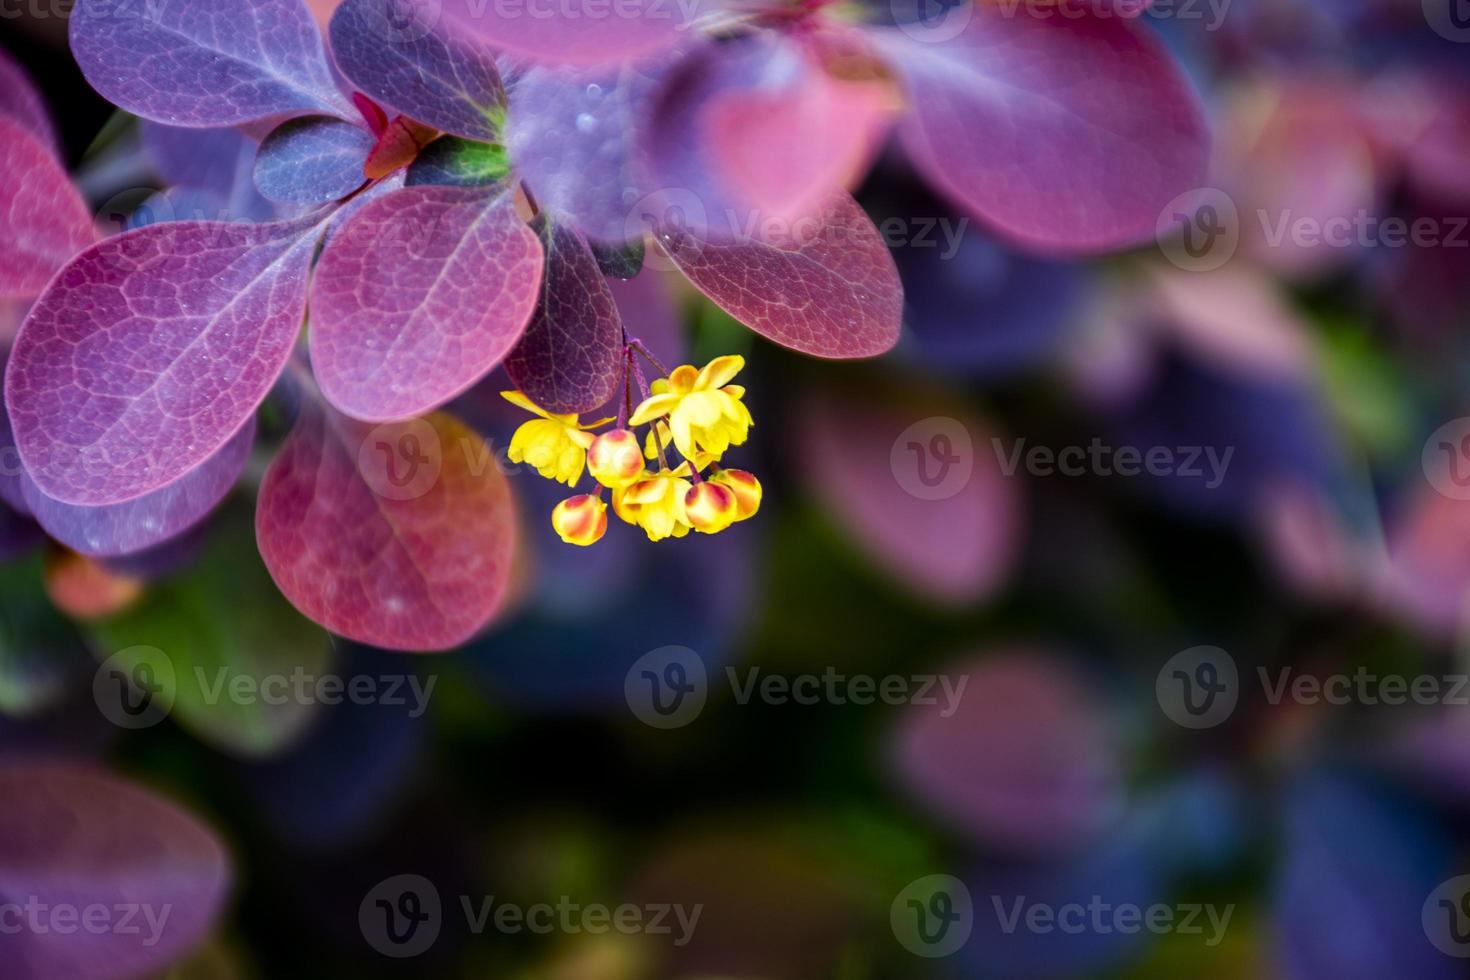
[[0, 553, 90, 718], [89, 503, 334, 757]]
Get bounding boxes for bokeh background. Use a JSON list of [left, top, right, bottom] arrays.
[[6, 0, 1470, 976]]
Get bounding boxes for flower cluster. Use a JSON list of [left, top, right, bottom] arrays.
[[505, 351, 761, 545]]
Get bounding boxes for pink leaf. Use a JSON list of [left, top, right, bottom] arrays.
[[310, 184, 544, 422], [440, 0, 702, 65], [698, 32, 899, 224], [7, 216, 321, 506], [653, 193, 901, 358], [798, 382, 1021, 603], [889, 651, 1125, 855], [0, 49, 59, 155], [0, 120, 95, 300], [0, 761, 230, 980], [872, 10, 1208, 252], [504, 216, 624, 414], [256, 400, 516, 651]]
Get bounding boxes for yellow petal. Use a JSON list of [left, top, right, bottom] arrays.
[[668, 365, 699, 392], [696, 354, 744, 391], [500, 390, 550, 418], [629, 392, 681, 426]]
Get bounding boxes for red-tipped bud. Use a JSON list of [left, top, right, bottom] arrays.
[[551, 495, 607, 546], [711, 469, 762, 521], [684, 481, 738, 534], [587, 429, 645, 489]]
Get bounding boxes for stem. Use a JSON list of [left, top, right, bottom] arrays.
[[616, 346, 634, 430], [629, 339, 671, 380]]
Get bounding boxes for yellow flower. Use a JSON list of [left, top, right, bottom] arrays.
[[502, 390, 612, 486], [612, 465, 694, 542], [629, 355, 752, 462], [684, 481, 738, 534], [710, 468, 762, 522], [551, 495, 607, 546]]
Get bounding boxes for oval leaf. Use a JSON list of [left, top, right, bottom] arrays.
[[329, 0, 505, 141], [872, 12, 1208, 252], [22, 416, 255, 557], [310, 184, 543, 422], [0, 49, 59, 154], [440, 0, 697, 66], [0, 761, 231, 980], [70, 0, 351, 126], [256, 402, 516, 651], [655, 193, 901, 358], [798, 382, 1021, 602], [504, 217, 623, 414], [8, 217, 321, 506], [254, 116, 374, 205], [0, 120, 95, 300]]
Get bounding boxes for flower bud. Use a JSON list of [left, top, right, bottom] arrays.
[[587, 429, 645, 488], [551, 495, 607, 546], [684, 481, 738, 534], [711, 469, 762, 521]]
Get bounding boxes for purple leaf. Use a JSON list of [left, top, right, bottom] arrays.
[[0, 120, 95, 300], [7, 215, 323, 506], [504, 217, 623, 414], [255, 401, 517, 651], [654, 193, 902, 359], [871, 11, 1209, 252], [309, 184, 544, 422], [506, 61, 663, 245], [0, 49, 59, 155], [329, 0, 505, 141], [889, 651, 1124, 855], [69, 0, 352, 126], [440, 0, 700, 66], [138, 123, 278, 222], [798, 382, 1021, 602], [0, 761, 230, 980], [22, 416, 255, 557], [404, 135, 508, 187], [255, 115, 374, 205]]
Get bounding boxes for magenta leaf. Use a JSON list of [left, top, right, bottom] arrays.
[[505, 216, 623, 414], [7, 216, 323, 506], [440, 0, 700, 66], [22, 417, 255, 557], [871, 11, 1208, 252], [0, 49, 59, 155], [644, 33, 895, 230], [255, 115, 374, 205], [329, 0, 505, 141], [0, 761, 230, 980], [310, 184, 543, 422], [69, 0, 352, 127], [654, 193, 902, 359], [506, 61, 663, 245], [798, 382, 1021, 603], [256, 400, 516, 651], [0, 120, 95, 301], [889, 652, 1124, 855]]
